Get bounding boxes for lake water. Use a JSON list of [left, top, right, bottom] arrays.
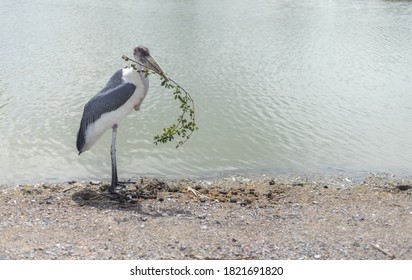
[[1, 0, 411, 185]]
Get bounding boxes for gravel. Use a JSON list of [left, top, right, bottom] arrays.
[[0, 173, 411, 260]]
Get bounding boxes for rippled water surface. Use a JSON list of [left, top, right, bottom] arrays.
[[1, 0, 412, 184]]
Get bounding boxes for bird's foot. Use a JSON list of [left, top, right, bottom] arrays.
[[108, 183, 126, 194], [108, 179, 139, 194]]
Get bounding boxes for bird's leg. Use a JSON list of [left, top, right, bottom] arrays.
[[109, 124, 119, 193]]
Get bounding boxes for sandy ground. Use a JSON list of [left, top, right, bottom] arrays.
[[0, 174, 411, 260]]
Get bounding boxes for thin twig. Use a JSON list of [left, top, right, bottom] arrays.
[[187, 186, 210, 200], [122, 54, 197, 147], [370, 243, 395, 259], [122, 56, 195, 113]]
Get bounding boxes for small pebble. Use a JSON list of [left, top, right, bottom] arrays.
[[197, 214, 206, 220], [397, 185, 411, 191]]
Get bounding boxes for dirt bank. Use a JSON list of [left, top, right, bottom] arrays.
[[0, 174, 411, 259]]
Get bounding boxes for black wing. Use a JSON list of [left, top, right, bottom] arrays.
[[76, 70, 136, 154]]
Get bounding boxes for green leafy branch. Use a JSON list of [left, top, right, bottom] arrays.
[[122, 55, 198, 148]]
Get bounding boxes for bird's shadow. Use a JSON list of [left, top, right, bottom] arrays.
[[70, 179, 193, 218]]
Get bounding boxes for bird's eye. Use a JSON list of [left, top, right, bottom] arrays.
[[138, 48, 149, 57]]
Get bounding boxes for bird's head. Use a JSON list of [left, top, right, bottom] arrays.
[[134, 45, 169, 81]]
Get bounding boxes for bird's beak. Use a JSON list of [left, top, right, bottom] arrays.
[[143, 54, 169, 82]]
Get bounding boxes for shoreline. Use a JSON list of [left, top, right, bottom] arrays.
[[2, 170, 412, 190], [0, 174, 411, 260]]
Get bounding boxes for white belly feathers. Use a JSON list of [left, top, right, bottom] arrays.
[[82, 68, 149, 152]]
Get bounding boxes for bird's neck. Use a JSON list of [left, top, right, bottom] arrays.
[[122, 67, 146, 85]]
